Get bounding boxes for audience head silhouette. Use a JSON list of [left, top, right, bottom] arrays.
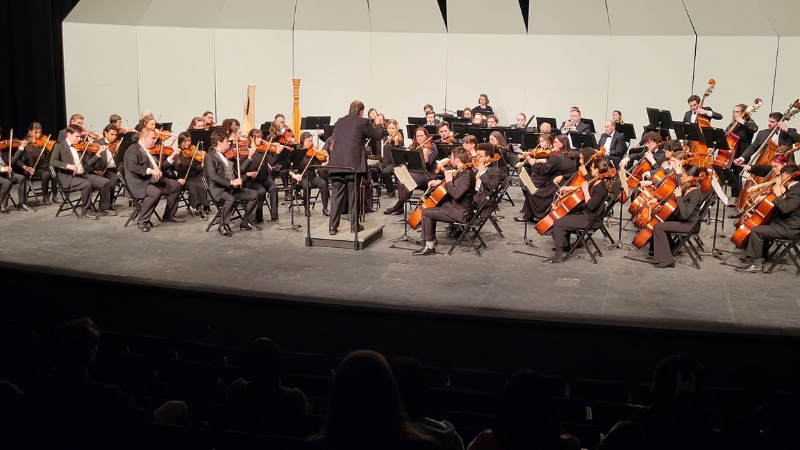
[[651, 353, 706, 421], [242, 337, 285, 386], [52, 317, 99, 373], [389, 356, 430, 421], [495, 370, 556, 449]]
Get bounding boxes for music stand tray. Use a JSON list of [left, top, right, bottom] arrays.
[[615, 123, 636, 142], [646, 108, 673, 129], [672, 122, 704, 143]]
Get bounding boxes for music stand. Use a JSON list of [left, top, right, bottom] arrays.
[[436, 143, 457, 158], [407, 117, 426, 126], [389, 148, 425, 249], [646, 108, 673, 129], [672, 122, 704, 144], [260, 122, 272, 131], [615, 123, 636, 142], [536, 117, 558, 133], [708, 165, 740, 261], [405, 125, 418, 141], [113, 132, 136, 167], [520, 132, 541, 150], [571, 133, 597, 150], [581, 118, 596, 133], [453, 123, 469, 138], [424, 125, 438, 136], [506, 128, 523, 148], [321, 125, 335, 142], [302, 116, 330, 146], [189, 130, 212, 150], [156, 122, 173, 132], [276, 149, 307, 231]]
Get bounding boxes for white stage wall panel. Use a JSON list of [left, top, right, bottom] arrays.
[[773, 37, 800, 114], [136, 27, 216, 131], [63, 22, 141, 130]]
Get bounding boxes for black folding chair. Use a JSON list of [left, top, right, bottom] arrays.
[[764, 233, 800, 274], [564, 183, 623, 263], [489, 175, 514, 236], [665, 195, 714, 269], [119, 168, 161, 227], [446, 188, 500, 256], [203, 176, 246, 232], [49, 166, 81, 219], [25, 174, 43, 204]]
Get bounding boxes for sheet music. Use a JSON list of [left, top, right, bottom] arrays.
[[618, 168, 631, 197], [394, 164, 419, 192], [711, 177, 729, 205], [518, 167, 538, 195]]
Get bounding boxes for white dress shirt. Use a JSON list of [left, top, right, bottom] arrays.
[[69, 144, 85, 175]]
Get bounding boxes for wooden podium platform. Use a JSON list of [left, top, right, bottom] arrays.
[[305, 222, 384, 250]]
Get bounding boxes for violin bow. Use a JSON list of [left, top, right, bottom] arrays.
[[32, 134, 52, 172], [298, 146, 319, 179], [254, 138, 274, 176], [184, 142, 202, 180], [8, 129, 12, 171]]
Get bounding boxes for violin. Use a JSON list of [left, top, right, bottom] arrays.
[[74, 142, 102, 152], [305, 146, 328, 160], [0, 139, 22, 150], [82, 130, 100, 140], [441, 132, 459, 144], [148, 146, 175, 156], [181, 146, 206, 162], [224, 149, 250, 159], [535, 168, 618, 235], [107, 141, 120, 154], [278, 127, 297, 146], [413, 136, 433, 151], [256, 142, 281, 153], [34, 137, 56, 151], [156, 129, 171, 141], [518, 146, 556, 160]]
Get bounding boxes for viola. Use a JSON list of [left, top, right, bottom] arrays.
[[408, 158, 481, 229], [224, 149, 250, 160], [181, 146, 206, 162], [278, 127, 297, 146], [534, 168, 617, 235], [731, 170, 800, 248], [34, 137, 55, 151], [305, 146, 328, 160], [148, 146, 174, 156]]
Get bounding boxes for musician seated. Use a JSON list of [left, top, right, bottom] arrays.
[[123, 128, 184, 232], [474, 146, 504, 213], [620, 132, 678, 175], [371, 119, 403, 198], [739, 153, 790, 196], [205, 129, 260, 236], [242, 129, 281, 223], [434, 121, 460, 144], [383, 128, 438, 216], [14, 122, 53, 207], [57, 113, 84, 142], [538, 122, 552, 135], [649, 164, 705, 268], [599, 120, 628, 169], [461, 108, 473, 121], [637, 148, 686, 191], [488, 132, 512, 172], [486, 115, 499, 128], [424, 112, 440, 127], [737, 164, 800, 273], [515, 134, 554, 174], [173, 132, 210, 220], [462, 135, 479, 158], [290, 132, 329, 217], [413, 147, 476, 256], [50, 125, 115, 219], [87, 124, 121, 208], [0, 152, 28, 213], [544, 157, 614, 264], [515, 135, 577, 223]]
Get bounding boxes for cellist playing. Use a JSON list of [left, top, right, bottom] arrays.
[[737, 164, 800, 273], [543, 157, 613, 264], [650, 164, 705, 269]]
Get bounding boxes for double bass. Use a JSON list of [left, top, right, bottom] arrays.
[[687, 79, 716, 168], [731, 169, 800, 248], [534, 167, 617, 235], [714, 99, 763, 169]]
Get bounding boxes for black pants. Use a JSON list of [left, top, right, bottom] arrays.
[[294, 176, 329, 210], [219, 187, 258, 226], [139, 177, 181, 225], [745, 223, 796, 261], [0, 173, 25, 206], [421, 207, 460, 242], [387, 170, 428, 213], [246, 178, 277, 221], [652, 220, 696, 264], [183, 175, 208, 210], [65, 173, 111, 213], [33, 167, 56, 199], [552, 213, 591, 256], [329, 173, 361, 232], [102, 170, 120, 204]]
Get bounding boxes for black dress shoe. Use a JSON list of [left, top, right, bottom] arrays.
[[728, 212, 742, 219], [51, 196, 62, 204], [199, 209, 207, 220], [0, 207, 9, 214], [136, 223, 150, 232], [42, 199, 52, 206], [218, 227, 232, 237], [514, 216, 528, 222], [413, 246, 436, 256], [654, 261, 675, 269], [254, 218, 265, 224], [542, 256, 565, 264], [383, 208, 400, 215], [80, 212, 99, 220], [329, 228, 337, 235], [736, 264, 763, 273], [351, 225, 365, 233], [240, 223, 261, 231], [100, 209, 117, 216], [17, 204, 35, 212], [739, 256, 753, 263], [271, 217, 280, 222], [323, 208, 330, 217], [165, 217, 185, 223]]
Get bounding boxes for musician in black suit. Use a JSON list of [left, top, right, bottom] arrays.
[[737, 164, 800, 273], [86, 124, 121, 208], [683, 95, 722, 124], [13, 122, 52, 207], [598, 120, 627, 169], [205, 129, 260, 237], [474, 145, 504, 209], [0, 150, 28, 213], [327, 100, 387, 235], [50, 125, 114, 220], [56, 113, 84, 142], [123, 128, 184, 232], [413, 147, 476, 256], [735, 112, 800, 165], [563, 108, 592, 134], [242, 129, 279, 223]]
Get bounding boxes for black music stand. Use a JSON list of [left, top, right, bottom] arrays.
[[389, 148, 425, 249], [408, 117, 426, 126], [424, 125, 438, 136], [260, 121, 272, 131], [615, 123, 636, 143], [113, 132, 136, 166], [672, 122, 703, 144], [453, 123, 469, 138], [276, 149, 307, 231], [302, 116, 330, 146], [507, 128, 523, 148], [156, 122, 172, 132], [646, 108, 673, 129], [642, 125, 671, 142], [709, 165, 741, 262], [436, 144, 457, 158], [521, 132, 541, 150], [581, 118, 596, 133], [571, 133, 598, 150], [320, 125, 335, 142], [536, 117, 558, 133], [189, 130, 212, 150]]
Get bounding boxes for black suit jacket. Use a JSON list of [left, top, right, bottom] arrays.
[[123, 143, 174, 198], [437, 168, 476, 222], [598, 132, 627, 158], [475, 165, 504, 208], [727, 119, 758, 157], [571, 121, 591, 134], [204, 149, 252, 199], [741, 128, 800, 163], [328, 114, 387, 174], [683, 107, 722, 123], [85, 138, 116, 172], [50, 140, 101, 186], [770, 182, 800, 234]]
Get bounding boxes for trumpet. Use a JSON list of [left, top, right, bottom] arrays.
[[561, 121, 573, 134]]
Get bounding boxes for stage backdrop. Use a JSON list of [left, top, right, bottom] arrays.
[[63, 0, 800, 145]]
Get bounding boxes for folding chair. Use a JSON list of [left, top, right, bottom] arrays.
[[178, 189, 194, 217], [564, 184, 622, 263], [26, 174, 43, 204], [119, 168, 162, 227], [203, 176, 246, 232], [49, 166, 81, 218], [764, 233, 800, 274], [489, 175, 514, 236], [446, 188, 500, 256], [665, 195, 714, 269]]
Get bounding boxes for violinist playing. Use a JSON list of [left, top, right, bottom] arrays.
[[85, 124, 122, 208], [243, 129, 281, 223], [543, 157, 614, 264], [14, 122, 54, 207], [515, 134, 554, 177], [203, 111, 215, 128], [172, 132, 210, 220], [435, 121, 460, 145], [515, 135, 577, 223], [205, 129, 260, 236], [109, 114, 128, 134], [269, 114, 297, 200], [737, 164, 800, 273], [123, 128, 183, 231], [474, 145, 505, 209], [413, 147, 476, 256], [57, 113, 84, 142], [289, 132, 330, 217], [383, 127, 438, 216], [370, 119, 403, 198], [649, 163, 705, 269], [488, 131, 512, 173], [0, 136, 30, 213], [138, 116, 177, 147], [50, 125, 114, 219]]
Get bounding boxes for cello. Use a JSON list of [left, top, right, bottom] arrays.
[[687, 79, 717, 168], [731, 169, 800, 248], [737, 101, 800, 211], [407, 154, 499, 229], [617, 141, 666, 203], [534, 165, 617, 236], [714, 99, 763, 169], [631, 173, 706, 249]]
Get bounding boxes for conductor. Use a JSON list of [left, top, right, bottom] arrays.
[[327, 100, 387, 235]]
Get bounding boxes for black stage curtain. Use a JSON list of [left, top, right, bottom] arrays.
[[0, 0, 79, 137]]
